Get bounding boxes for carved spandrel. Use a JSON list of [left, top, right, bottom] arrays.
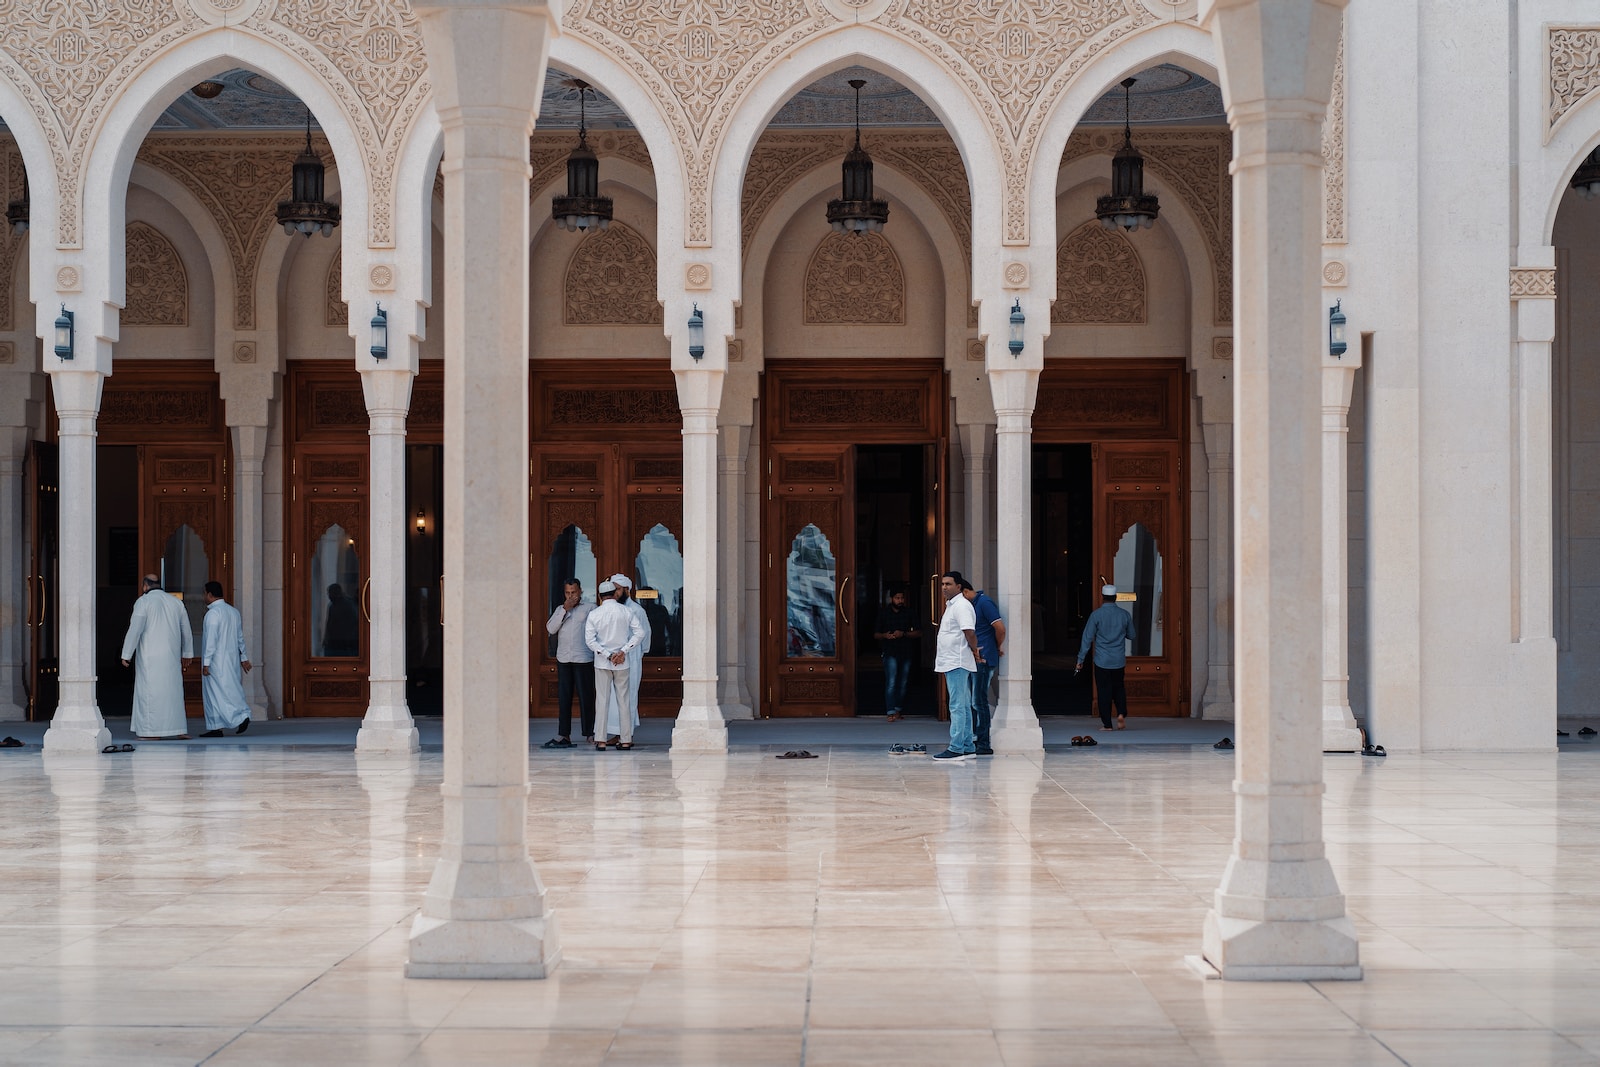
[[1054, 221, 1145, 324], [804, 231, 906, 324]]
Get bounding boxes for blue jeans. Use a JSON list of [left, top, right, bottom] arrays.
[[883, 655, 912, 715], [971, 662, 994, 749], [942, 667, 975, 754]]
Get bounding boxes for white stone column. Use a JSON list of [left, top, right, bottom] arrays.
[[42, 371, 112, 753], [716, 422, 753, 720], [1510, 259, 1559, 716], [230, 424, 271, 719], [958, 421, 994, 589], [1199, 0, 1359, 980], [1200, 421, 1235, 721], [0, 424, 28, 721], [1321, 363, 1362, 751], [672, 365, 728, 753], [988, 367, 1043, 755], [359, 368, 420, 753], [407, 0, 560, 979]]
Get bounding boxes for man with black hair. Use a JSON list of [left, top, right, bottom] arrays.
[[872, 587, 920, 720], [120, 574, 194, 740], [931, 570, 983, 763], [199, 580, 253, 737]]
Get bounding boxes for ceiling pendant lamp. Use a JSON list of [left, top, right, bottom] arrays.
[[1095, 77, 1160, 233], [551, 79, 613, 233], [825, 78, 889, 235], [1573, 147, 1600, 201], [276, 108, 340, 238]]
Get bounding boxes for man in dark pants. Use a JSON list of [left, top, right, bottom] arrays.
[[542, 578, 595, 747], [872, 588, 921, 720], [1077, 583, 1136, 731], [961, 581, 1005, 754]]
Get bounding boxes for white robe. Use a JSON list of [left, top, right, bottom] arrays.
[[607, 597, 651, 735], [121, 589, 194, 737], [201, 598, 251, 731]]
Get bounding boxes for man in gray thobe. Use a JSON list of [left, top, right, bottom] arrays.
[[199, 581, 253, 737], [120, 574, 195, 740]]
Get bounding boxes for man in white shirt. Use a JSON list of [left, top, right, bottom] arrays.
[[199, 581, 253, 737], [605, 573, 652, 743], [584, 579, 645, 750], [931, 570, 983, 762], [120, 574, 195, 740]]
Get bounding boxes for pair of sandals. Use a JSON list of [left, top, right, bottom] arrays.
[[1069, 735, 1098, 747], [0, 736, 24, 748], [887, 743, 926, 755], [101, 743, 137, 753], [595, 740, 633, 750], [775, 750, 818, 759]]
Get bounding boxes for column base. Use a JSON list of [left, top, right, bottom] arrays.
[[1202, 909, 1362, 980], [1322, 708, 1363, 753], [990, 720, 1044, 755], [1202, 699, 1235, 721], [43, 715, 113, 754], [406, 913, 562, 979], [358, 703, 420, 753], [718, 701, 755, 721], [671, 712, 729, 754]]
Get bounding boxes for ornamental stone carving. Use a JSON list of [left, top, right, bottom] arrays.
[[1548, 27, 1600, 136], [1054, 221, 1145, 324], [138, 136, 309, 330], [0, 342, 14, 364], [1064, 128, 1231, 324], [123, 222, 189, 326], [804, 232, 906, 324], [0, 147, 23, 331], [0, 0, 204, 246], [1510, 267, 1557, 299], [326, 254, 348, 326], [56, 266, 81, 292], [1322, 34, 1345, 243], [563, 223, 663, 326], [1323, 260, 1347, 287]]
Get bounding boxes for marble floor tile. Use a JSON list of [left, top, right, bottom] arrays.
[[6, 744, 1600, 1063]]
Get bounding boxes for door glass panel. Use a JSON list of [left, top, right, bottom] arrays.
[[1112, 522, 1162, 657], [786, 523, 836, 658], [634, 523, 682, 657], [311, 525, 362, 657], [161, 524, 209, 648], [548, 524, 598, 612]]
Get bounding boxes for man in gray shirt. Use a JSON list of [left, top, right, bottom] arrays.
[[1077, 583, 1137, 731], [542, 578, 595, 748]]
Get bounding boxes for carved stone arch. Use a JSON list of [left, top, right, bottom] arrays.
[[326, 252, 348, 327], [1054, 221, 1145, 325], [563, 222, 663, 326], [123, 221, 190, 326], [804, 231, 906, 325]]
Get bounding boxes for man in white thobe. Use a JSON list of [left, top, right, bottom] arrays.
[[199, 581, 253, 736], [585, 579, 645, 749], [120, 573, 195, 740], [605, 573, 652, 742]]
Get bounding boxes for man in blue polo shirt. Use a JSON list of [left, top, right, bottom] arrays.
[[1077, 583, 1137, 730], [961, 580, 1005, 755]]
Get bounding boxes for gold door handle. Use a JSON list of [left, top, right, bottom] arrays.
[[24, 575, 33, 626], [839, 576, 850, 626], [360, 578, 371, 622], [38, 573, 47, 628], [438, 575, 444, 627], [929, 573, 939, 624]]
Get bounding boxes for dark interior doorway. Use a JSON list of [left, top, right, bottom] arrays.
[[406, 444, 444, 715], [1032, 443, 1094, 715], [97, 445, 140, 717], [853, 444, 934, 717]]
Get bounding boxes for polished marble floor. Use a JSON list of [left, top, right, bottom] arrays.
[[2, 739, 1600, 1065]]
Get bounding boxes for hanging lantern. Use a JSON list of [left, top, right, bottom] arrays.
[[275, 108, 340, 238], [1095, 77, 1160, 233], [6, 173, 27, 237], [1573, 147, 1600, 201], [551, 79, 613, 233], [825, 78, 889, 235]]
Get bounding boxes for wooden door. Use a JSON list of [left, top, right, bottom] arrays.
[[26, 442, 58, 720], [763, 444, 855, 716], [529, 443, 684, 716], [140, 443, 231, 715], [1095, 441, 1185, 716], [285, 446, 370, 716]]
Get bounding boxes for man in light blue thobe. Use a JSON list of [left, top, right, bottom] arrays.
[[120, 574, 195, 740], [200, 581, 253, 736]]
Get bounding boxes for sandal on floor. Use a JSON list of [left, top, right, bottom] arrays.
[[1079, 736, 1097, 746], [594, 741, 607, 751], [616, 742, 634, 750], [776, 750, 818, 759], [541, 737, 573, 749], [1214, 737, 1234, 750], [0, 736, 23, 748], [1363, 744, 1387, 757], [1582, 727, 1598, 736]]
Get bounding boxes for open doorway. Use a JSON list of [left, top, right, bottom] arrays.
[[1032, 443, 1094, 715], [853, 444, 936, 717]]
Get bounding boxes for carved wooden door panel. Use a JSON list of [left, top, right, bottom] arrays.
[[285, 446, 370, 717], [1094, 442, 1185, 716], [26, 442, 58, 721], [621, 445, 684, 716], [764, 445, 855, 717], [531, 445, 610, 717], [139, 443, 230, 715]]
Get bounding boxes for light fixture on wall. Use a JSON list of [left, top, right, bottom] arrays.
[[1573, 147, 1600, 200], [1095, 77, 1160, 233], [1328, 300, 1347, 358], [687, 304, 705, 361], [53, 305, 73, 360], [825, 78, 889, 235], [6, 173, 27, 236], [415, 509, 427, 533], [276, 108, 340, 238], [370, 303, 388, 359], [551, 79, 613, 233], [1008, 300, 1025, 356]]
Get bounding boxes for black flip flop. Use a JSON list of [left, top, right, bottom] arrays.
[[101, 743, 136, 753], [1363, 744, 1386, 757], [1582, 727, 1597, 737], [775, 750, 818, 759], [0, 736, 23, 748], [1214, 737, 1234, 750]]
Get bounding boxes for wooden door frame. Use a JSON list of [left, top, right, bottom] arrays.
[[759, 360, 948, 718], [1034, 358, 1190, 716]]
